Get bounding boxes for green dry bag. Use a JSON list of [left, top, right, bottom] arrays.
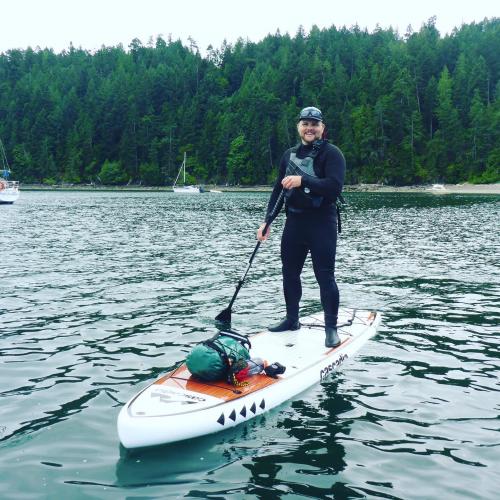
[[186, 335, 250, 381]]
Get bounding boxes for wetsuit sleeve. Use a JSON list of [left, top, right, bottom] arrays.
[[301, 145, 345, 201], [264, 151, 289, 223]]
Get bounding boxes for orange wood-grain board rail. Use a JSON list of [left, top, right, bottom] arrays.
[[154, 365, 278, 402]]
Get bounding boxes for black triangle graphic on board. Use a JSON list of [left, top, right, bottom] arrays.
[[217, 413, 225, 425], [240, 406, 247, 417], [260, 399, 266, 409], [229, 409, 236, 421], [250, 402, 256, 414]]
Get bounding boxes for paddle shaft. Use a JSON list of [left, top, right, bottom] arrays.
[[223, 188, 286, 311]]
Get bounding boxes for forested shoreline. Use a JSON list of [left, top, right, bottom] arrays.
[[1, 18, 499, 186]]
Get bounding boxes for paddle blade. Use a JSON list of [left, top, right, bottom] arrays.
[[215, 307, 231, 324]]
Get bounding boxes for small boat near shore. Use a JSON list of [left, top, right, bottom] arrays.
[[173, 152, 203, 194], [0, 178, 19, 204], [0, 140, 20, 204], [427, 183, 449, 194]]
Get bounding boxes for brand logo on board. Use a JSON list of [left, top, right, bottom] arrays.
[[151, 387, 206, 404], [320, 353, 348, 381]]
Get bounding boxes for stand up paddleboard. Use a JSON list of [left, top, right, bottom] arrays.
[[118, 308, 381, 449]]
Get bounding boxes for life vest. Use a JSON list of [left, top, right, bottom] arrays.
[[284, 140, 347, 232], [284, 140, 325, 210]]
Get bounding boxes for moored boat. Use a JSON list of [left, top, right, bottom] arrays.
[[173, 185, 203, 194], [0, 140, 20, 204], [0, 179, 20, 204], [427, 183, 449, 194], [172, 152, 203, 193]]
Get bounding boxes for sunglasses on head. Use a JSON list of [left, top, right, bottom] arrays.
[[298, 107, 323, 122]]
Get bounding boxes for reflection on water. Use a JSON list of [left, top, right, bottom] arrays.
[[0, 191, 498, 499]]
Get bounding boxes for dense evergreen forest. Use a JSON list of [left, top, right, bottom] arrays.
[[0, 18, 499, 186]]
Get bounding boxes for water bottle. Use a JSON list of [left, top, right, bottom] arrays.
[[247, 357, 265, 376]]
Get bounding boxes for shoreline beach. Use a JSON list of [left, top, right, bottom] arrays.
[[344, 183, 500, 195], [17, 183, 500, 195]]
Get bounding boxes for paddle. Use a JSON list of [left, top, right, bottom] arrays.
[[215, 188, 286, 325]]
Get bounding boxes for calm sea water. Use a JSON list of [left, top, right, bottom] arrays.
[[1, 190, 499, 499]]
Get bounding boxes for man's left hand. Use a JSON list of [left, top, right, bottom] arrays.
[[282, 175, 302, 189]]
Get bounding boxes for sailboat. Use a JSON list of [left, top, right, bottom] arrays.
[[0, 139, 20, 205], [172, 152, 202, 193]]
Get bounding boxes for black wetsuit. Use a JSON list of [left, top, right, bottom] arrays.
[[266, 141, 346, 327]]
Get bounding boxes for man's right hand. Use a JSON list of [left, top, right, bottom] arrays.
[[257, 223, 270, 241]]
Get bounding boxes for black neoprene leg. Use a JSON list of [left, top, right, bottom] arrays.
[[308, 214, 339, 327], [280, 215, 308, 321]]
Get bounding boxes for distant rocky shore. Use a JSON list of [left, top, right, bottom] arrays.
[[344, 183, 500, 194], [18, 183, 500, 194]]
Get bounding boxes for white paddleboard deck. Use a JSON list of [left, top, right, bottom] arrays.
[[118, 308, 381, 449]]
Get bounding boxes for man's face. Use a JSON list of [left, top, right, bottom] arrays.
[[297, 119, 324, 144]]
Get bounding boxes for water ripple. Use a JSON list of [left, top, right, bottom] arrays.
[[0, 191, 499, 499]]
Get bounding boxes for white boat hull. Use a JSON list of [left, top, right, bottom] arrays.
[[0, 185, 20, 204], [117, 308, 381, 449], [173, 186, 202, 194], [427, 184, 449, 194]]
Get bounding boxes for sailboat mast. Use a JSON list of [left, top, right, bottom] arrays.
[[0, 139, 10, 173], [183, 152, 186, 184]]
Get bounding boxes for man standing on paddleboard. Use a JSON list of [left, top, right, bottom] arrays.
[[257, 106, 346, 348]]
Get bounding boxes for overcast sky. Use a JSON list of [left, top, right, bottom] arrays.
[[1, 0, 497, 54]]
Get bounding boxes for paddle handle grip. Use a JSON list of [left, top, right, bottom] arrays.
[[260, 221, 271, 239]]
